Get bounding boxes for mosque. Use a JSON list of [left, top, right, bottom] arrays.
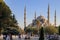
[[24, 4, 56, 28]]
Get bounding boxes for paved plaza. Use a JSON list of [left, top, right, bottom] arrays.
[[0, 35, 39, 40], [0, 35, 60, 40]]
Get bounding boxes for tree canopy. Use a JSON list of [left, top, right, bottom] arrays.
[[0, 1, 21, 35], [45, 26, 58, 34]]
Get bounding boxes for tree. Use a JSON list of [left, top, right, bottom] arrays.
[[36, 20, 40, 27], [0, 1, 4, 35], [25, 27, 38, 34], [45, 26, 58, 34], [36, 20, 40, 34], [0, 1, 20, 35], [25, 27, 32, 33], [32, 27, 38, 34], [58, 25, 60, 35], [0, 0, 3, 3]]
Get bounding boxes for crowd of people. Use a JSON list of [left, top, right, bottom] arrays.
[[3, 34, 13, 40], [3, 33, 22, 40], [46, 34, 59, 40], [2, 33, 59, 40]]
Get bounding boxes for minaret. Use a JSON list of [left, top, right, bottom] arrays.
[[34, 11, 36, 20], [54, 10, 56, 27], [47, 4, 50, 26], [24, 5, 26, 28]]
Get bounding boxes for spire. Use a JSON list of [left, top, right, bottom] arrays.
[[24, 5, 26, 13], [47, 4, 50, 26], [34, 11, 36, 19], [24, 5, 26, 28], [54, 10, 56, 27]]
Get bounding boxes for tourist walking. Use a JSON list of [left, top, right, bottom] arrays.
[[6, 34, 10, 40], [54, 33, 59, 40], [10, 34, 12, 40], [17, 34, 21, 40], [3, 35, 7, 40]]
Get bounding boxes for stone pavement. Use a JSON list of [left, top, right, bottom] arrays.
[[0, 35, 60, 40]]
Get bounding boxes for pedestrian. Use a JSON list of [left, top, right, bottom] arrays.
[[19, 34, 21, 38], [54, 33, 59, 40], [6, 34, 10, 40], [10, 34, 12, 40], [3, 34, 7, 40], [48, 34, 51, 40], [17, 34, 21, 40]]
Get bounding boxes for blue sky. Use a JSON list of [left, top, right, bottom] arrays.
[[4, 0, 60, 29]]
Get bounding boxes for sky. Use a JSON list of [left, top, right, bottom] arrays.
[[4, 0, 60, 29]]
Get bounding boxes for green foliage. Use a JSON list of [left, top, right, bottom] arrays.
[[0, 1, 20, 35], [39, 27, 44, 40], [25, 27, 32, 33], [45, 26, 58, 34], [25, 27, 38, 34], [2, 28, 19, 35], [36, 20, 40, 27], [0, 0, 3, 3], [58, 25, 60, 35], [26, 25, 58, 35]]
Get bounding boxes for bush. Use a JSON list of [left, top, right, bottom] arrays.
[[45, 26, 58, 34]]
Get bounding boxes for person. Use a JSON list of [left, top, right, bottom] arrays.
[[18, 34, 21, 38], [17, 34, 21, 40], [6, 34, 10, 40], [54, 33, 59, 40], [3, 35, 7, 40], [10, 34, 12, 40], [48, 34, 51, 40]]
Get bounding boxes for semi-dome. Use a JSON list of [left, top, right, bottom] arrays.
[[27, 15, 48, 27]]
